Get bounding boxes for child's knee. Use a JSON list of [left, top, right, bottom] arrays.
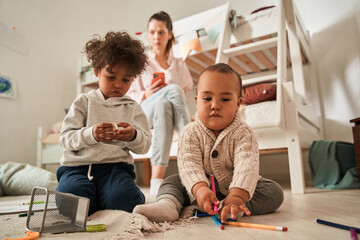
[[162, 174, 180, 185], [270, 182, 284, 211], [246, 178, 284, 215], [106, 186, 145, 212], [262, 181, 284, 213]]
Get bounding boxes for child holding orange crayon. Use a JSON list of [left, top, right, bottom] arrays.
[[134, 63, 284, 223]]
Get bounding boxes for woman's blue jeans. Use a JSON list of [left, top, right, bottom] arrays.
[[141, 84, 191, 167]]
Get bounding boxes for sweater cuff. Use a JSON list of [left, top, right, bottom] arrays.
[[125, 130, 142, 147], [83, 126, 98, 146], [125, 130, 150, 155], [230, 174, 259, 198], [181, 173, 209, 202]]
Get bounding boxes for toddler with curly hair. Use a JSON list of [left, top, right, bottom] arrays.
[[56, 31, 151, 215]]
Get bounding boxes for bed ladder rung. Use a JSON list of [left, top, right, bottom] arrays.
[[242, 73, 277, 86], [222, 37, 278, 58]]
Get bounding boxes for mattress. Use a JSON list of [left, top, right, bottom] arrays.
[[240, 100, 277, 128]]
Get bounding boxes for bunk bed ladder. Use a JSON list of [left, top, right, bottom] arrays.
[[216, 0, 306, 194]]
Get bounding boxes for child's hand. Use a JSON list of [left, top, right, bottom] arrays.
[[193, 183, 220, 215], [113, 122, 137, 141], [218, 189, 251, 223], [93, 123, 116, 143]]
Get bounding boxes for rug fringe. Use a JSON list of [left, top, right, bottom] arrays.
[[117, 213, 193, 239]]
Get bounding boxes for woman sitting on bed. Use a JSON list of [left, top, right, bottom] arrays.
[[127, 11, 193, 195]]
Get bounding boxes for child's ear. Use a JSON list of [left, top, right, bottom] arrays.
[[94, 68, 98, 77], [237, 97, 242, 107], [195, 95, 198, 104]]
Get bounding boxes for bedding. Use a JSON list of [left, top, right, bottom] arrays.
[[241, 83, 276, 104], [0, 162, 58, 196], [240, 100, 277, 128]]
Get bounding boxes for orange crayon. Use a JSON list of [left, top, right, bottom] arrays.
[[224, 221, 288, 231]]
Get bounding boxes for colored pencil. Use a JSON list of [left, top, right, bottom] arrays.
[[22, 201, 44, 205], [18, 212, 34, 217], [316, 219, 360, 233], [210, 175, 219, 214], [195, 212, 211, 218], [224, 221, 288, 231], [192, 211, 237, 222], [212, 215, 224, 230], [350, 228, 358, 240]]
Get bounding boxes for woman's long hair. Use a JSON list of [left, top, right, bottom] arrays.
[[148, 11, 175, 55]]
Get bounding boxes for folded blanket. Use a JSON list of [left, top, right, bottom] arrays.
[[0, 162, 58, 196], [308, 140, 360, 189]]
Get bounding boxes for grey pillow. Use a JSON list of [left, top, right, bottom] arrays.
[[0, 162, 58, 196]]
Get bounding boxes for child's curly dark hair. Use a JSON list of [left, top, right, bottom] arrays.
[[84, 31, 147, 77]]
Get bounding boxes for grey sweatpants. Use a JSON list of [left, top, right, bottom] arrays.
[[156, 174, 284, 215]]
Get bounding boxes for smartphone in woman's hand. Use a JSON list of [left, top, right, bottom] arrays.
[[151, 72, 165, 85]]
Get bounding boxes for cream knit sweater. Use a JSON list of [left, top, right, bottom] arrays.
[[177, 111, 260, 202]]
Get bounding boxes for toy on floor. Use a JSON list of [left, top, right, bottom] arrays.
[[26, 187, 90, 234], [3, 231, 39, 240]]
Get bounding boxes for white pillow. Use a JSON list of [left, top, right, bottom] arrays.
[[0, 162, 58, 196]]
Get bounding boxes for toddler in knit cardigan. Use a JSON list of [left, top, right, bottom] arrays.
[[134, 63, 284, 223]]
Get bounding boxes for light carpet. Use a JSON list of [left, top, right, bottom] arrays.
[[0, 197, 198, 240]]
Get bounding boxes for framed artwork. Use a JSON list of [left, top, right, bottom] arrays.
[[0, 75, 16, 99]]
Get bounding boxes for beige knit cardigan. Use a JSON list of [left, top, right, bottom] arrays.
[[177, 111, 260, 202]]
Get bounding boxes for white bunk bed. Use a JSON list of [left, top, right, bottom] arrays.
[[171, 0, 323, 194]]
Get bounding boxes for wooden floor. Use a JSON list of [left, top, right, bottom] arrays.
[[1, 182, 359, 239], [141, 183, 360, 240]]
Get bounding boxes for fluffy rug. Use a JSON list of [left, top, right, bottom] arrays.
[[1, 207, 197, 240]]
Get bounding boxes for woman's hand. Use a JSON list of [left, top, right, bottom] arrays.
[[113, 122, 137, 141], [143, 79, 167, 100]]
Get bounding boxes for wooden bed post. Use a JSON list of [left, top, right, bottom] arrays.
[[37, 126, 45, 169], [284, 0, 307, 105], [215, 2, 231, 64], [279, 0, 305, 194], [283, 82, 305, 194]]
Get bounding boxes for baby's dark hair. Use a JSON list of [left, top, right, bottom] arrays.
[[199, 63, 242, 97], [84, 31, 147, 77]]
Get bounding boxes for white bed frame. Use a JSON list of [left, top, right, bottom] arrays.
[[170, 0, 323, 194], [36, 127, 62, 169]]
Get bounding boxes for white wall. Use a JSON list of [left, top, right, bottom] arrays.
[[1, 0, 359, 168], [295, 0, 360, 142]]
